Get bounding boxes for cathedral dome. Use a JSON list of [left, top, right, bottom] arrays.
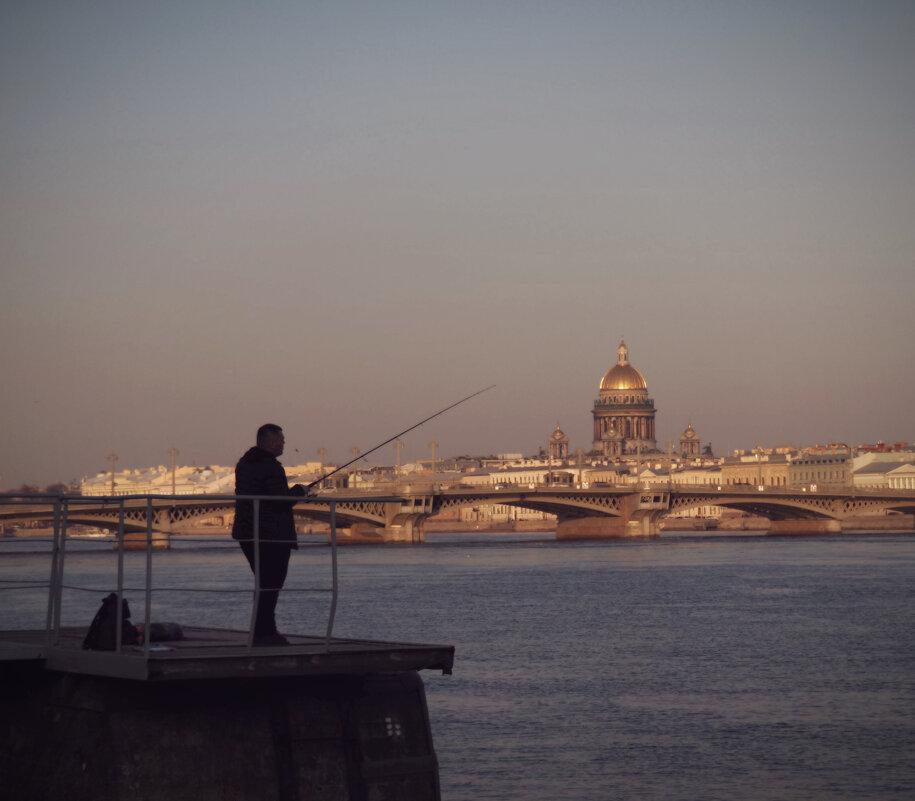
[[600, 340, 647, 391]]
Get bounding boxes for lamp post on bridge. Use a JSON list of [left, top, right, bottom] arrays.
[[350, 446, 360, 488], [428, 439, 437, 489], [547, 438, 552, 486], [168, 446, 179, 495], [107, 453, 118, 495], [317, 446, 327, 489], [666, 440, 674, 492], [394, 439, 403, 484]]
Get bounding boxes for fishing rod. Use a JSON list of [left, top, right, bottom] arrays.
[[305, 384, 496, 491]]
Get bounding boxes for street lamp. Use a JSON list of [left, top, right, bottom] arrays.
[[168, 446, 179, 495], [547, 439, 552, 486], [317, 446, 327, 489], [107, 453, 118, 495], [350, 446, 360, 487]]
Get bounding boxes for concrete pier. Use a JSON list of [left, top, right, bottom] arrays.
[[556, 516, 658, 539], [2, 667, 441, 801], [0, 627, 453, 800]]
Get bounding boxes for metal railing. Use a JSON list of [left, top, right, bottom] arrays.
[[0, 492, 399, 656]]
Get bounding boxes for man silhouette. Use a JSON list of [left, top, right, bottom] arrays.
[[232, 423, 306, 645]]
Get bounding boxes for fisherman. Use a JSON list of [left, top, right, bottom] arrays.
[[232, 423, 306, 646]]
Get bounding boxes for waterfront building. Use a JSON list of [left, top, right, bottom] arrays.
[[460, 463, 573, 488], [592, 340, 657, 457], [852, 448, 915, 471], [721, 453, 790, 488], [638, 466, 671, 486], [80, 465, 235, 496], [788, 452, 849, 490], [80, 462, 328, 496], [672, 464, 722, 486], [851, 461, 913, 490], [583, 465, 631, 485], [888, 464, 915, 490]]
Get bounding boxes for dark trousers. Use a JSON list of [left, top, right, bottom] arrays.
[[239, 541, 292, 636]]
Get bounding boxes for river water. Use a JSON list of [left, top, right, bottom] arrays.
[[2, 531, 914, 800]]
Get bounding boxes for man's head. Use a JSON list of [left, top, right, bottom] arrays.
[[256, 423, 285, 457]]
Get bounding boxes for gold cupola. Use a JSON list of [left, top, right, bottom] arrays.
[[599, 340, 648, 391]]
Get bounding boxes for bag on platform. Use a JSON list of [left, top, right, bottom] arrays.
[[82, 592, 140, 650]]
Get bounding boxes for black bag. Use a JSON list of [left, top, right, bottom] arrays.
[[82, 592, 140, 650]]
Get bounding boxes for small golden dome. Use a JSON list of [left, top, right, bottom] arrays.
[[600, 340, 647, 391]]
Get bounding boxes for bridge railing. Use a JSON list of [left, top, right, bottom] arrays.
[[0, 492, 401, 655]]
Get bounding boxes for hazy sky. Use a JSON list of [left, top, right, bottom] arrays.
[[2, 1, 913, 488]]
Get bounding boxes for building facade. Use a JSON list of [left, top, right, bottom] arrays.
[[592, 340, 657, 457], [548, 424, 570, 460], [721, 454, 790, 487], [679, 423, 700, 458], [787, 453, 849, 490]]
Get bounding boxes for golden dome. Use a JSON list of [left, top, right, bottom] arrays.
[[600, 340, 647, 391]]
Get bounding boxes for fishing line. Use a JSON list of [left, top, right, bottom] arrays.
[[305, 385, 496, 490]]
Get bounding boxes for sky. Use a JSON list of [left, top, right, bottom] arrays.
[[1, 0, 913, 489]]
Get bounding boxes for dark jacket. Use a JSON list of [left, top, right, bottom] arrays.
[[231, 446, 305, 547]]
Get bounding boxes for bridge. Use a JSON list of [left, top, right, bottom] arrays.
[[2, 485, 914, 545]]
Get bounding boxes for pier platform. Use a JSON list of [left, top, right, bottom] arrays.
[[0, 626, 454, 681]]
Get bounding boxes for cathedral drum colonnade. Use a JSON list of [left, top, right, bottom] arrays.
[[592, 340, 657, 458]]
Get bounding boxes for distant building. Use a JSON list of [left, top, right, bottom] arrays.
[[851, 461, 912, 490], [548, 424, 569, 460], [673, 464, 722, 486], [679, 423, 700, 458], [460, 464, 573, 488], [721, 453, 790, 487], [583, 465, 631, 486], [888, 464, 915, 490], [81, 465, 236, 496], [80, 462, 327, 496], [592, 340, 657, 457], [852, 448, 915, 471], [788, 453, 849, 490]]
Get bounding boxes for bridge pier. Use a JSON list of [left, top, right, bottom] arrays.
[[121, 509, 172, 549], [556, 491, 665, 540], [767, 519, 842, 536], [383, 513, 426, 544], [332, 512, 427, 545], [121, 530, 171, 550], [556, 516, 659, 539]]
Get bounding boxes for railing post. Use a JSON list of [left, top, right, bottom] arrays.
[[115, 500, 125, 653], [325, 501, 338, 648], [45, 497, 62, 646], [51, 497, 70, 645], [144, 498, 153, 657], [246, 499, 260, 649]]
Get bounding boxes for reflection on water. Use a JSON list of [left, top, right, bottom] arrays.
[[2, 532, 914, 800]]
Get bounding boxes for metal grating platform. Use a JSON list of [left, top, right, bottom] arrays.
[[0, 626, 454, 681]]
